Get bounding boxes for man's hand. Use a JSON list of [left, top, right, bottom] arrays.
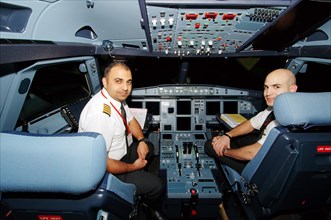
[[137, 142, 149, 159], [133, 157, 148, 170], [212, 135, 231, 156]]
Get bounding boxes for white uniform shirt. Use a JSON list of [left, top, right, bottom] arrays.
[[249, 107, 279, 145], [78, 88, 134, 160]]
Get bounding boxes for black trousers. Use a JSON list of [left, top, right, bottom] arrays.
[[115, 141, 165, 211], [204, 133, 259, 173]]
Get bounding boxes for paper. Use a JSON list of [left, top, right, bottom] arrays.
[[130, 108, 148, 129], [220, 114, 247, 128]]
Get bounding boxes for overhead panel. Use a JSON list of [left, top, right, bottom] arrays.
[[0, 0, 147, 49], [146, 6, 286, 56]]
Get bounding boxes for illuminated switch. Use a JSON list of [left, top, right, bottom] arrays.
[[195, 23, 200, 29], [222, 13, 237, 20], [204, 11, 218, 20], [166, 36, 172, 42], [208, 40, 213, 46], [190, 188, 197, 194], [169, 17, 174, 27], [189, 40, 194, 46], [152, 19, 157, 28], [206, 47, 211, 54], [185, 13, 198, 20], [160, 18, 166, 28], [178, 41, 182, 47], [201, 40, 206, 49]]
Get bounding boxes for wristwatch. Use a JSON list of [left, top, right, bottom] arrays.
[[138, 137, 149, 144]]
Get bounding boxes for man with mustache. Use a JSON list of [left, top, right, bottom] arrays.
[[79, 62, 166, 220]]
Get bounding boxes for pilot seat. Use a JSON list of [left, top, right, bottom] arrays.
[[0, 131, 138, 220], [220, 92, 331, 219]]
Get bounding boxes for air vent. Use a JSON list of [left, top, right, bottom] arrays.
[[0, 2, 31, 33], [306, 30, 328, 42], [75, 26, 98, 40]]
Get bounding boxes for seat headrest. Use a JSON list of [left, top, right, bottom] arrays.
[[0, 132, 107, 194], [274, 92, 331, 128]]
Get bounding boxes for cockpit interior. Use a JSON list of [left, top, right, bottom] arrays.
[[1, 0, 331, 220]]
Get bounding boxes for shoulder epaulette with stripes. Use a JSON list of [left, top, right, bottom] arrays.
[[103, 104, 111, 116]]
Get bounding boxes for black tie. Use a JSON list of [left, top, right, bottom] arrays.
[[120, 103, 127, 134], [120, 103, 129, 147]]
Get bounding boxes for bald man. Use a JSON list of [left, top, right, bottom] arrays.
[[204, 69, 298, 173]]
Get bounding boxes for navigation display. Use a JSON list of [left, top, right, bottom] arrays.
[[206, 101, 221, 116], [176, 117, 191, 131], [177, 100, 191, 115]]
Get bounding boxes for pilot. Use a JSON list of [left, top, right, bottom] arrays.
[[204, 68, 298, 173], [78, 62, 167, 220]]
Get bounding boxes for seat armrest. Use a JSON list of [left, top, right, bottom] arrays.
[[100, 173, 136, 204]]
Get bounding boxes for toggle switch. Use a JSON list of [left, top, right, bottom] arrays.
[[160, 18, 166, 28], [152, 19, 157, 28], [169, 17, 174, 27]]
